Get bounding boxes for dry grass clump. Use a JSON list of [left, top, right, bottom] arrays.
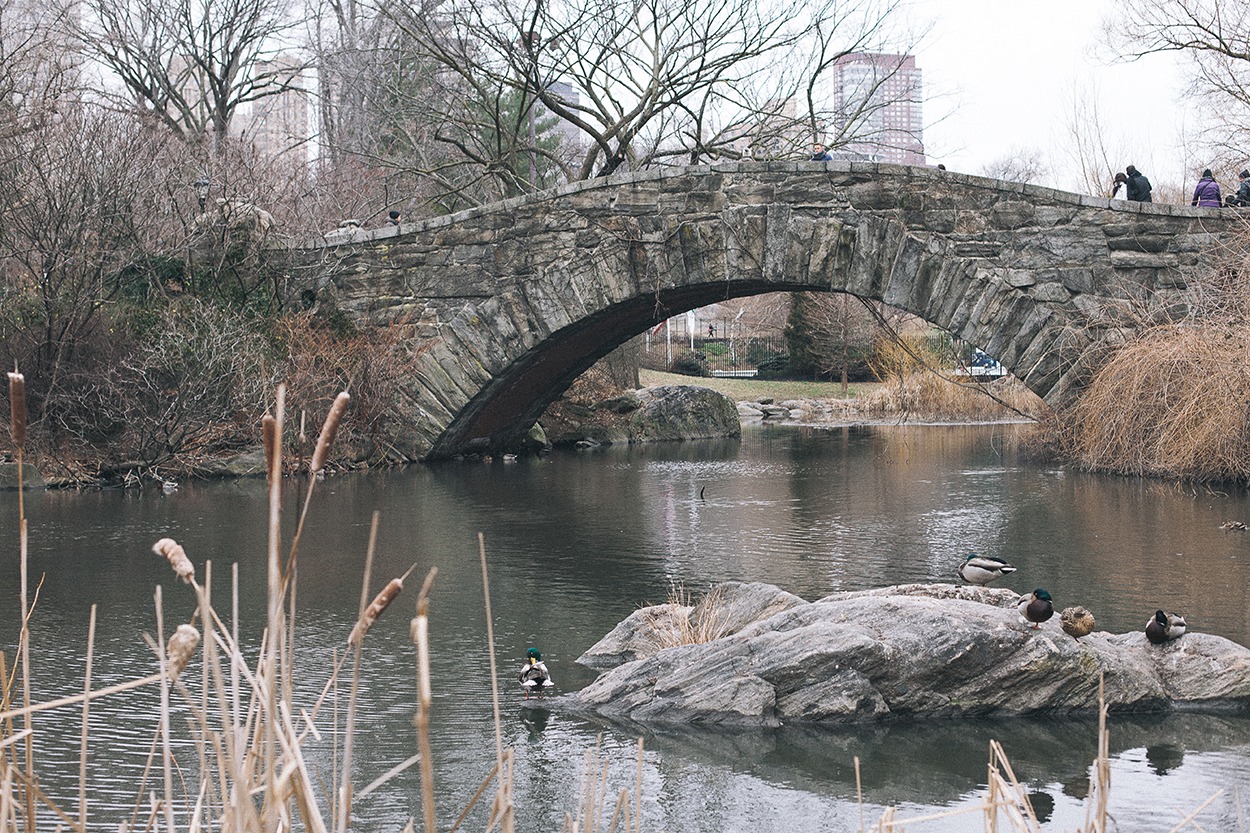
[[858, 335, 1045, 422], [650, 584, 739, 649], [1059, 323, 1250, 481]]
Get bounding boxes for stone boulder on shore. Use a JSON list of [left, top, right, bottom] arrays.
[[561, 582, 1250, 726]]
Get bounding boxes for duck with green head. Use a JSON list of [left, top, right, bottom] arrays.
[[958, 553, 1017, 586], [518, 647, 554, 698], [1018, 589, 1054, 629], [1145, 610, 1186, 644]]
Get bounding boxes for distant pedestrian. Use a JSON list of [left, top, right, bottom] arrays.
[[1110, 172, 1128, 200], [810, 142, 832, 162], [1126, 165, 1152, 202], [1192, 169, 1222, 207], [387, 209, 401, 226], [937, 163, 946, 170], [1233, 170, 1250, 207]]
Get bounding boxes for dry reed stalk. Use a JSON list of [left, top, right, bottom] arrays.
[[78, 604, 96, 829], [446, 761, 501, 833], [336, 510, 380, 833], [410, 567, 439, 833], [154, 587, 175, 833], [263, 383, 286, 821], [285, 392, 352, 683], [633, 737, 643, 833], [8, 372, 25, 451], [855, 756, 864, 833], [478, 532, 515, 833], [276, 703, 329, 833]]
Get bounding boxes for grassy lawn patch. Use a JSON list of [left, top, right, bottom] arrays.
[[639, 369, 880, 401]]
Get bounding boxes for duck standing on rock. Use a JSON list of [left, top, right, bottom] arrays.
[[958, 553, 1018, 586], [518, 647, 554, 699], [1018, 589, 1054, 629], [1145, 610, 1187, 644]]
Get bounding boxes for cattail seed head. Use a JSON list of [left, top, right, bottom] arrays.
[[310, 392, 350, 474], [165, 623, 200, 680], [152, 537, 195, 584], [8, 372, 25, 449], [349, 576, 403, 646], [262, 414, 278, 483]]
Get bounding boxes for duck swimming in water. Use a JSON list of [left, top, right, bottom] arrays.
[[518, 647, 554, 699], [1018, 589, 1054, 629], [1145, 610, 1186, 644], [958, 553, 1018, 586]]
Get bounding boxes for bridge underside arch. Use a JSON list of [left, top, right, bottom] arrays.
[[427, 280, 831, 457]]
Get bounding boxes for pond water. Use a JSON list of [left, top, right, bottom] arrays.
[[4, 421, 1250, 832]]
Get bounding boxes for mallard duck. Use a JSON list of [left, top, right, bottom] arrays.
[[958, 553, 1017, 586], [1018, 589, 1054, 629], [1060, 606, 1096, 639], [1145, 610, 1186, 644], [518, 647, 554, 699]]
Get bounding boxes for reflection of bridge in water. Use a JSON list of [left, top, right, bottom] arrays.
[[275, 162, 1239, 459]]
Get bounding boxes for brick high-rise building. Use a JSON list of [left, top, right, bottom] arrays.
[[831, 52, 924, 166]]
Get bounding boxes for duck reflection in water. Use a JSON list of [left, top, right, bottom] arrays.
[[1026, 790, 1055, 824], [1146, 743, 1185, 776], [520, 706, 550, 738]]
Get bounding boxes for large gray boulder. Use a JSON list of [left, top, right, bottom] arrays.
[[563, 582, 1250, 726], [627, 385, 740, 442]]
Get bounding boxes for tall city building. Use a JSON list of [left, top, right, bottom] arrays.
[[239, 54, 310, 166], [831, 52, 924, 166]]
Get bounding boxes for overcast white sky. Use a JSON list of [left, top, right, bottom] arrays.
[[908, 0, 1197, 193]]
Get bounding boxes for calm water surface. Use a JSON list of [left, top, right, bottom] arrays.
[[5, 422, 1250, 832]]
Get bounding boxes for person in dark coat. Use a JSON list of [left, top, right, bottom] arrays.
[[1233, 170, 1250, 207], [810, 142, 832, 162], [1126, 165, 1152, 202], [1192, 169, 1222, 207]]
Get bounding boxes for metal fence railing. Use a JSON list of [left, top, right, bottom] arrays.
[[640, 334, 787, 377]]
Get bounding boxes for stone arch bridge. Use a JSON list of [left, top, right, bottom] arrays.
[[276, 163, 1240, 460]]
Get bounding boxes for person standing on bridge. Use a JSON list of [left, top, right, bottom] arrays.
[[1231, 170, 1250, 207], [1126, 165, 1152, 202], [1192, 169, 1222, 207], [1111, 172, 1128, 200], [810, 142, 832, 162]]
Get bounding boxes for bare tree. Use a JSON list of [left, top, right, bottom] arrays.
[[979, 147, 1049, 184], [73, 0, 307, 151], [377, 0, 918, 206], [0, 103, 192, 416], [1060, 81, 1135, 195], [1105, 0, 1250, 161]]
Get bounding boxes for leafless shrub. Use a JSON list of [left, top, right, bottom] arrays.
[[1057, 323, 1250, 481], [277, 312, 427, 464]]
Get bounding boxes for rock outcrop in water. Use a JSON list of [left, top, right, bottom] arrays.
[[563, 582, 1250, 726]]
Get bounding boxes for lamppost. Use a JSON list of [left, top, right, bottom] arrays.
[[193, 177, 211, 211]]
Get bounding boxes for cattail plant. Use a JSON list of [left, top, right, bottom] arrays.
[[348, 564, 417, 647], [152, 538, 195, 584], [310, 392, 350, 475], [164, 624, 200, 681]]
